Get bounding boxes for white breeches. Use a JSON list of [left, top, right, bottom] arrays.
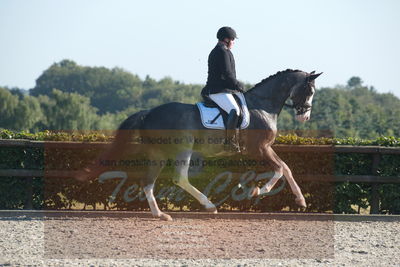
[[209, 92, 241, 116]]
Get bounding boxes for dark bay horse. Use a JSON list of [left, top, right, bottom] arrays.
[[77, 69, 322, 221]]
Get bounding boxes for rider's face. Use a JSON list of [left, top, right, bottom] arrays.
[[224, 38, 235, 49]]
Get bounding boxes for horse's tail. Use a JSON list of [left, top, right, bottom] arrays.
[[76, 110, 150, 182], [109, 109, 150, 159], [114, 109, 149, 145], [118, 109, 149, 130]]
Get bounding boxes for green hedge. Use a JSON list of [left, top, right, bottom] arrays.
[[0, 129, 399, 214]]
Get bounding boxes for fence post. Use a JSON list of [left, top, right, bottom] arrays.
[[370, 153, 381, 214], [24, 177, 33, 209]]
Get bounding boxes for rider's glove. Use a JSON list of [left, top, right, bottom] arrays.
[[237, 82, 245, 92]]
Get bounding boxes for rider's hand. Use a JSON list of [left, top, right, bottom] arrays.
[[237, 82, 245, 92]]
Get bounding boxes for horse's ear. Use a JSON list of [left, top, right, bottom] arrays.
[[310, 70, 316, 74], [309, 72, 323, 80]]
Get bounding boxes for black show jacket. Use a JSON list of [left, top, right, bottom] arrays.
[[201, 42, 243, 96]]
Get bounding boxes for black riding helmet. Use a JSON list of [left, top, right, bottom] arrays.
[[217, 26, 238, 40]]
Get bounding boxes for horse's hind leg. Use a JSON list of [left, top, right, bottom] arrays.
[[142, 163, 172, 221], [257, 146, 306, 208], [173, 150, 217, 213]]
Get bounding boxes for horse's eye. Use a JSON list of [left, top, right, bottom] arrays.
[[306, 85, 314, 96]]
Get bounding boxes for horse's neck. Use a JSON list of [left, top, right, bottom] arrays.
[[244, 73, 301, 114]]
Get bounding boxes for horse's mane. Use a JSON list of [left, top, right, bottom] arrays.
[[252, 69, 302, 89]]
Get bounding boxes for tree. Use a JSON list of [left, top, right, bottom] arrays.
[[37, 89, 99, 131], [0, 88, 19, 129], [347, 76, 363, 88], [4, 60, 400, 139], [14, 95, 44, 131], [31, 60, 143, 114], [0, 88, 43, 132]]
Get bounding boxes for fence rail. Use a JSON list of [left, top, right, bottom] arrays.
[[0, 139, 399, 214]]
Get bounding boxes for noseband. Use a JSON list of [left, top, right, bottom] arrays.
[[284, 102, 312, 115], [284, 76, 313, 115]]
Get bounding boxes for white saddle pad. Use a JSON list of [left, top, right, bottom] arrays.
[[196, 93, 250, 130]]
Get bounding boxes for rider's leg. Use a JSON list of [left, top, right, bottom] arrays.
[[225, 110, 240, 150], [209, 93, 241, 151], [209, 93, 241, 117], [226, 109, 240, 129]]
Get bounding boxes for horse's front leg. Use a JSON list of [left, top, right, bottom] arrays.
[[255, 146, 306, 208]]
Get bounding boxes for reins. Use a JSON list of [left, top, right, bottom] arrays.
[[245, 90, 295, 108]]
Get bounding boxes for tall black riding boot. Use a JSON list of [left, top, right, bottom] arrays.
[[225, 110, 241, 152]]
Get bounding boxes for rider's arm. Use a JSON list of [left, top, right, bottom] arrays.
[[219, 50, 243, 91]]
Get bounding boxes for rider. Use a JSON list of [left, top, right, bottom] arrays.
[[201, 26, 244, 151]]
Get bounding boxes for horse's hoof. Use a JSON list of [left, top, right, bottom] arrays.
[[159, 213, 173, 221], [205, 205, 218, 214], [251, 186, 261, 197], [295, 197, 307, 208]]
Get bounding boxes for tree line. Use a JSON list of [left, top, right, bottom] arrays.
[[1, 59, 399, 139]]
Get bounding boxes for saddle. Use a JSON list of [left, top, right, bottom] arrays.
[[196, 93, 250, 130]]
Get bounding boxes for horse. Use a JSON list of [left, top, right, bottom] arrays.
[[76, 69, 322, 221]]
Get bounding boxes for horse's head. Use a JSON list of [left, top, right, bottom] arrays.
[[289, 71, 322, 122]]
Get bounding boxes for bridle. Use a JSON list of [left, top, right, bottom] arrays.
[[247, 76, 313, 115], [285, 102, 312, 115]]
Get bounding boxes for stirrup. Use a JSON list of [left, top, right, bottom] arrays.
[[224, 136, 241, 153]]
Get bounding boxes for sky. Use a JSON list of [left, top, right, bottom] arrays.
[[1, 0, 400, 97]]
